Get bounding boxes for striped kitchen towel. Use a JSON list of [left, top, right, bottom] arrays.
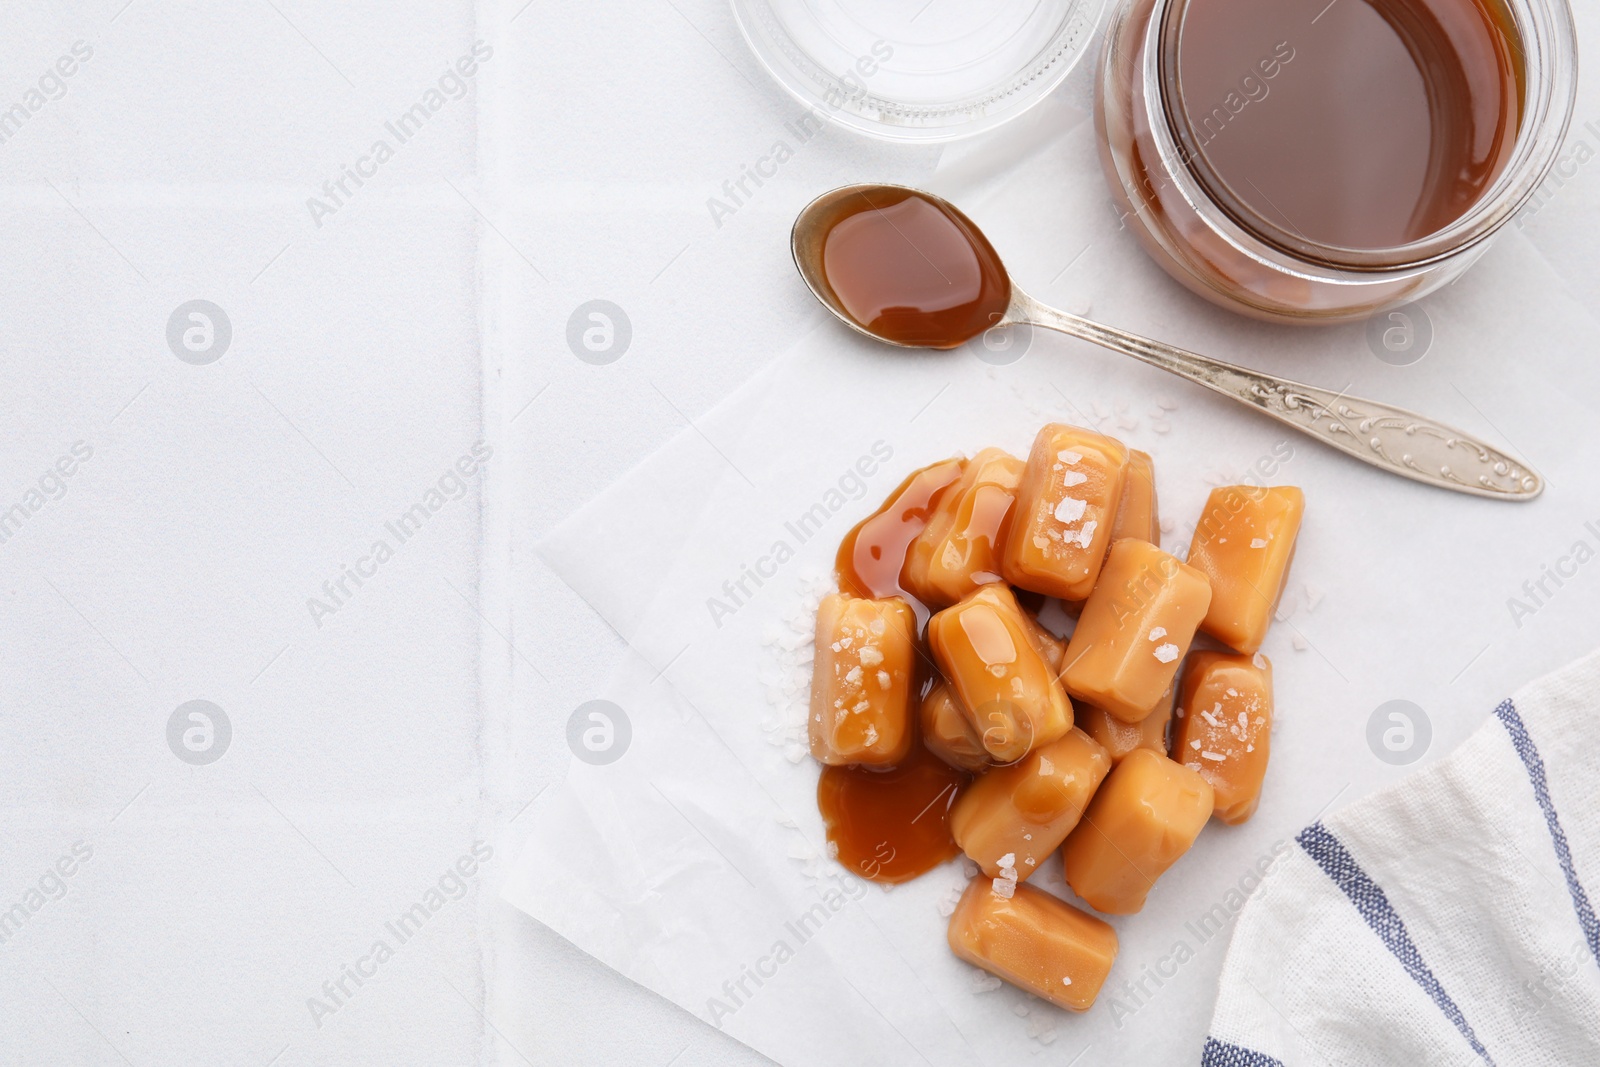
[[1204, 648, 1600, 1066]]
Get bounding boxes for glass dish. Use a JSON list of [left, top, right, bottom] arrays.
[[732, 0, 1105, 143]]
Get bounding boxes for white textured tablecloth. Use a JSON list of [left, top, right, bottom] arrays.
[[9, 0, 1600, 1063]]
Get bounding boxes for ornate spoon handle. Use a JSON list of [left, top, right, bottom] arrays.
[[1011, 289, 1541, 501]]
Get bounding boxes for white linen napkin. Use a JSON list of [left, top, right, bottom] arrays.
[[1204, 649, 1600, 1066]]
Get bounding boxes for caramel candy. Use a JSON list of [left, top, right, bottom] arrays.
[[1002, 424, 1129, 601], [808, 593, 916, 766], [1186, 486, 1305, 654], [948, 878, 1118, 1012], [1061, 749, 1213, 914], [1110, 449, 1160, 545], [1078, 684, 1175, 763], [920, 681, 992, 774], [1173, 652, 1273, 824], [928, 585, 1072, 764], [950, 728, 1111, 879], [1061, 539, 1211, 722], [904, 448, 1024, 608], [1021, 610, 1067, 672], [838, 457, 965, 605]]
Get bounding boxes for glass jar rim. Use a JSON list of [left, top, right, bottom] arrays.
[[1149, 0, 1578, 272]]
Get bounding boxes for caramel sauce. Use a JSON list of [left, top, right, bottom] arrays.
[[1171, 0, 1522, 249], [836, 457, 965, 628], [817, 188, 1012, 348], [817, 743, 970, 884], [819, 459, 977, 884]]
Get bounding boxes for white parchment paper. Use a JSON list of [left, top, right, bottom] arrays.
[[506, 73, 1600, 1066]]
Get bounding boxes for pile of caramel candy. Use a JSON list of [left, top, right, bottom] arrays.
[[807, 423, 1305, 1012]]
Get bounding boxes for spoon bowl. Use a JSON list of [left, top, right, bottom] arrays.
[[791, 183, 1012, 351], [791, 183, 1542, 501]]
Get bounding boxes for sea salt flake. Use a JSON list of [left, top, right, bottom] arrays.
[[970, 972, 1003, 993], [1060, 471, 1088, 487], [1153, 643, 1179, 663], [1054, 497, 1087, 523], [1148, 626, 1167, 641], [1074, 520, 1098, 548], [1202, 750, 1227, 761], [1292, 633, 1309, 651], [858, 647, 883, 667], [991, 877, 1015, 899], [877, 670, 891, 690], [1251, 538, 1268, 549], [1057, 449, 1082, 464]]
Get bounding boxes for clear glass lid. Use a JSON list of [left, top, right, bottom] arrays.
[[732, 0, 1105, 142]]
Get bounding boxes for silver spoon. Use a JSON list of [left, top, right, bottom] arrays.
[[792, 183, 1541, 501]]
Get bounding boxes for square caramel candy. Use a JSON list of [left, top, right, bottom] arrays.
[[1002, 424, 1129, 601], [1186, 485, 1304, 654], [1061, 539, 1211, 722], [1021, 608, 1067, 673], [1173, 652, 1272, 824], [1078, 683, 1175, 763], [950, 727, 1111, 880], [1061, 748, 1213, 914], [808, 593, 916, 766], [903, 447, 1024, 608], [920, 680, 992, 774], [948, 877, 1118, 1013], [1109, 449, 1159, 545], [928, 584, 1072, 764]]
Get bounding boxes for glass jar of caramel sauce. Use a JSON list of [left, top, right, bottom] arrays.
[[1096, 0, 1576, 322]]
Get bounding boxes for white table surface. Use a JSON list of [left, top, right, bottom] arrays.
[[7, 0, 1600, 1064]]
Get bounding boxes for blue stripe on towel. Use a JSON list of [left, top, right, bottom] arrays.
[[1495, 697, 1600, 967], [1297, 821, 1494, 1064], [1201, 1037, 1284, 1066]]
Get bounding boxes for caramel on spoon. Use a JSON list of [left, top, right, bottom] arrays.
[[791, 184, 1540, 501]]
